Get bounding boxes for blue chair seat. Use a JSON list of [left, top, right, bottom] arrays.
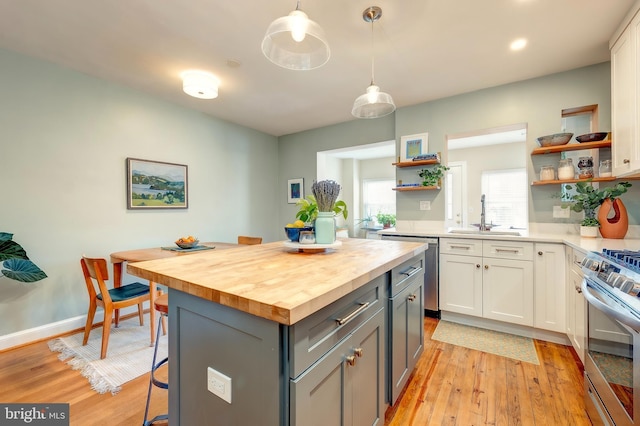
[[97, 282, 149, 302]]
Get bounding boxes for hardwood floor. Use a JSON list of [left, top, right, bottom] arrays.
[[385, 318, 591, 426], [0, 317, 590, 425]]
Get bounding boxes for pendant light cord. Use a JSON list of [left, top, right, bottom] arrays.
[[370, 16, 375, 85]]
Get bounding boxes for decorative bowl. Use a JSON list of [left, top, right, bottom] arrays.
[[536, 133, 573, 147], [284, 226, 313, 242], [576, 132, 609, 143], [175, 239, 199, 249]]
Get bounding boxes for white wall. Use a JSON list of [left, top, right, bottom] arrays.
[[0, 48, 279, 341]]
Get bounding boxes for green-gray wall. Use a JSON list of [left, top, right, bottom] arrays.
[[279, 62, 639, 228], [0, 48, 278, 339]]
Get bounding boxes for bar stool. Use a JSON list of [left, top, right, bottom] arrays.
[[143, 294, 169, 426]]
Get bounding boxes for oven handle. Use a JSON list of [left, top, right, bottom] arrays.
[[581, 279, 640, 331]]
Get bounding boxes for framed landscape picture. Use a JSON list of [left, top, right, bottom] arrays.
[[287, 178, 304, 204], [400, 133, 428, 162], [126, 158, 188, 209]]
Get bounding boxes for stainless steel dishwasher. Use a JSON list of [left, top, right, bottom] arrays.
[[380, 234, 439, 318]]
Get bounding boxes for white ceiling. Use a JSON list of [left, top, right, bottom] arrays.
[[0, 0, 634, 137]]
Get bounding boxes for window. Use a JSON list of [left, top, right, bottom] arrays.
[[480, 168, 528, 229], [362, 179, 395, 219]]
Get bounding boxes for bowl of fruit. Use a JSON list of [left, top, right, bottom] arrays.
[[284, 220, 313, 242], [175, 236, 199, 249]]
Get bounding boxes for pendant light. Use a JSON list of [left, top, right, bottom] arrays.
[[352, 6, 396, 119], [261, 1, 330, 70]]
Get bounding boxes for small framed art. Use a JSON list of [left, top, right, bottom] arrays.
[[126, 158, 188, 209], [400, 133, 429, 162], [287, 178, 304, 204]]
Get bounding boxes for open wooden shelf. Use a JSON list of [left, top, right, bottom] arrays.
[[531, 175, 640, 186], [531, 140, 611, 155], [392, 185, 440, 191], [392, 158, 439, 168]]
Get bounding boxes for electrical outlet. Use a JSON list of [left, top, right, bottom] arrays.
[[207, 367, 232, 403], [419, 201, 431, 211], [553, 205, 570, 218]]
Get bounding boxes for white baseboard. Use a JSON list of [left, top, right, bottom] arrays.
[[0, 305, 140, 351]]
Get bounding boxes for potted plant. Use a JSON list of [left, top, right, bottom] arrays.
[[418, 164, 450, 187], [376, 213, 396, 228], [295, 194, 348, 225], [0, 232, 47, 283], [561, 181, 631, 237], [598, 181, 632, 238]]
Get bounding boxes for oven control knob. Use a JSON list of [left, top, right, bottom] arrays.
[[582, 258, 600, 272], [607, 272, 623, 288], [619, 278, 635, 294]]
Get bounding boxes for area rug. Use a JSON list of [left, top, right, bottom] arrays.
[[431, 320, 540, 365], [48, 315, 167, 395]]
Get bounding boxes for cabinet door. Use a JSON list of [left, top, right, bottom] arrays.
[[533, 243, 566, 333], [389, 278, 424, 405], [612, 14, 640, 176], [440, 253, 483, 317], [290, 308, 384, 426], [349, 308, 385, 426], [482, 257, 534, 326]]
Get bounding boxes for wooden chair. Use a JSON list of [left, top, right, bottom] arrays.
[[80, 256, 151, 359], [237, 236, 262, 245]]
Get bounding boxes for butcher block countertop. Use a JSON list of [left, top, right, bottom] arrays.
[[127, 238, 427, 325]]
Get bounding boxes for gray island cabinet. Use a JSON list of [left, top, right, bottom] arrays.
[[127, 238, 427, 426]]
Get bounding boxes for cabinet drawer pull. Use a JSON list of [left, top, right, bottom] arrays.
[[624, 159, 630, 164], [336, 302, 370, 326], [346, 355, 356, 366], [354, 347, 363, 358], [476, 264, 481, 269], [450, 245, 471, 250], [538, 251, 543, 256], [407, 294, 417, 302], [495, 248, 520, 254], [400, 265, 422, 277], [484, 265, 489, 270]]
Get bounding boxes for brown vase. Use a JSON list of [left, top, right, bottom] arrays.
[[598, 198, 628, 239]]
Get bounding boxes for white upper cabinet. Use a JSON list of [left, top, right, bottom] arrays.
[[611, 6, 640, 177]]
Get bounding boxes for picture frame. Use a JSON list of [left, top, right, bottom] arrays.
[[126, 158, 188, 210], [400, 133, 429, 162], [287, 178, 304, 204]]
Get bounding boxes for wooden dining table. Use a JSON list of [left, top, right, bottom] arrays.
[[109, 242, 240, 345]]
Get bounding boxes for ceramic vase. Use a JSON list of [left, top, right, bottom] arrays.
[[315, 212, 336, 244], [580, 225, 598, 238], [598, 198, 629, 239]]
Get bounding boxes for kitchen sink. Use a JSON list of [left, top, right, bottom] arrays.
[[447, 229, 521, 236]]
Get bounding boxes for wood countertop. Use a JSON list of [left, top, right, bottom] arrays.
[[127, 238, 427, 325]]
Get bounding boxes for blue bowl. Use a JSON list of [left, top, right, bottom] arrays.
[[284, 226, 313, 242]]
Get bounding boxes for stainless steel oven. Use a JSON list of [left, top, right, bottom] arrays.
[[582, 249, 640, 426]]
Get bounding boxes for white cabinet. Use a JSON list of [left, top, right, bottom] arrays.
[[611, 7, 640, 177], [566, 247, 587, 363], [440, 238, 534, 327], [534, 243, 566, 333]]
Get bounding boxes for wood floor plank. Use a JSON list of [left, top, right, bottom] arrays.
[[0, 317, 589, 426]]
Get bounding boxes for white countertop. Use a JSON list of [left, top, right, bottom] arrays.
[[378, 225, 640, 254]]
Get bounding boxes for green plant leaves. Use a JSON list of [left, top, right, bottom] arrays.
[[1, 258, 47, 282], [0, 232, 47, 283]]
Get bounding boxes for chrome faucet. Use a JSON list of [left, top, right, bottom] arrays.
[[480, 194, 487, 231]]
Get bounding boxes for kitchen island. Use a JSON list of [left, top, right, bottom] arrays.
[[127, 238, 427, 425]]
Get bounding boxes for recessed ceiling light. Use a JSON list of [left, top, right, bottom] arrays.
[[510, 38, 528, 51]]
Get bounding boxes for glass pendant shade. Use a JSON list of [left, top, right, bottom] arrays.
[[262, 8, 330, 70], [352, 84, 396, 118]]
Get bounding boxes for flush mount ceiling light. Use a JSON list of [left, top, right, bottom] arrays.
[[352, 6, 396, 119], [261, 0, 330, 70], [510, 38, 528, 51], [182, 71, 219, 99]]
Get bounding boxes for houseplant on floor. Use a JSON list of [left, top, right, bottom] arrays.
[[0, 232, 47, 282], [562, 181, 631, 238]]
